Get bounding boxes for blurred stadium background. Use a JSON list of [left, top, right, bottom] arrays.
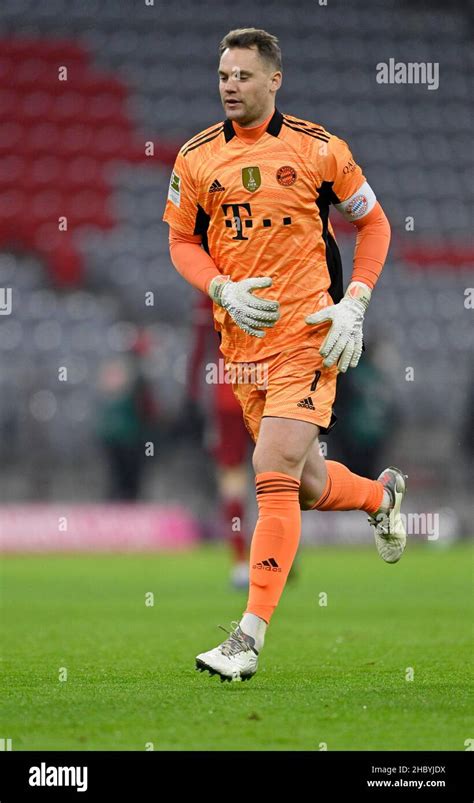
[[0, 0, 472, 550]]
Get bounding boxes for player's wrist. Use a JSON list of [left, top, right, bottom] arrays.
[[208, 275, 231, 306], [344, 281, 372, 311]]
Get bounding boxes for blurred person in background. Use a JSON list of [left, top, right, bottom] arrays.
[[95, 338, 158, 501], [185, 293, 252, 590], [463, 366, 474, 471], [335, 339, 398, 479]]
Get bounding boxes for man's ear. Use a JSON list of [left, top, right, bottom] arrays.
[[272, 72, 282, 90]]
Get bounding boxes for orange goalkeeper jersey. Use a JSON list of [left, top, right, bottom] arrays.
[[163, 108, 370, 362]]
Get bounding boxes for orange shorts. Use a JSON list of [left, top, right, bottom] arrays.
[[227, 344, 338, 443]]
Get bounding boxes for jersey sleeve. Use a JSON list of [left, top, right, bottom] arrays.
[[162, 150, 199, 235], [320, 135, 377, 222]]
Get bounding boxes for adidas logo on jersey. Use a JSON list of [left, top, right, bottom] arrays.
[[209, 179, 225, 193], [297, 396, 315, 410], [252, 557, 281, 572]]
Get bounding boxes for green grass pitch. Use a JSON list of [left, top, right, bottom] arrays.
[[2, 542, 473, 751]]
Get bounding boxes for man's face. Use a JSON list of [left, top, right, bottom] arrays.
[[218, 46, 280, 125]]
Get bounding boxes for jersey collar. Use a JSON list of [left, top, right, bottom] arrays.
[[223, 107, 284, 143]]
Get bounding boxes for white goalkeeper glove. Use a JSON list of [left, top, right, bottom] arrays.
[[305, 281, 372, 372], [209, 275, 280, 338]]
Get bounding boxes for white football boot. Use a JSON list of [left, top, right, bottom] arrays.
[[195, 621, 259, 682], [368, 466, 408, 564]]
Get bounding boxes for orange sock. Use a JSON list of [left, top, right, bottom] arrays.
[[244, 472, 301, 625], [312, 460, 383, 514]]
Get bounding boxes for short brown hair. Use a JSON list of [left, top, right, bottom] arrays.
[[218, 28, 282, 72]]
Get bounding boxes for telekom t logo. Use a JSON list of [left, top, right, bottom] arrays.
[[222, 203, 252, 240], [0, 288, 12, 315]]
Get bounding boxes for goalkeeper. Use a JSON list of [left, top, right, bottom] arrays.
[[163, 27, 407, 683]]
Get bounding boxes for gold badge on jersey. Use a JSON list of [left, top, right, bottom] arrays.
[[242, 166, 261, 192]]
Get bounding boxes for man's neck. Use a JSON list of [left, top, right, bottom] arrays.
[[233, 107, 275, 129], [231, 110, 274, 143]]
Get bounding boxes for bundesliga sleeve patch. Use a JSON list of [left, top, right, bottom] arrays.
[[335, 181, 376, 221], [168, 170, 181, 207]]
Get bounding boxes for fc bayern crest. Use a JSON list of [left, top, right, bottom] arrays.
[[242, 166, 261, 192], [345, 194, 368, 219], [276, 165, 297, 186]]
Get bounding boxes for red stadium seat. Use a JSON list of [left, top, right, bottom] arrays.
[[27, 156, 64, 190], [19, 91, 55, 125], [0, 155, 26, 188], [86, 93, 125, 125], [25, 123, 60, 156], [65, 156, 104, 188], [0, 123, 24, 156], [51, 92, 87, 124]]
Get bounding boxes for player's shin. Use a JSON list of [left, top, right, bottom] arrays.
[[242, 472, 301, 638]]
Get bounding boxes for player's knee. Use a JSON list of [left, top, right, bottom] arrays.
[[252, 448, 302, 476]]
